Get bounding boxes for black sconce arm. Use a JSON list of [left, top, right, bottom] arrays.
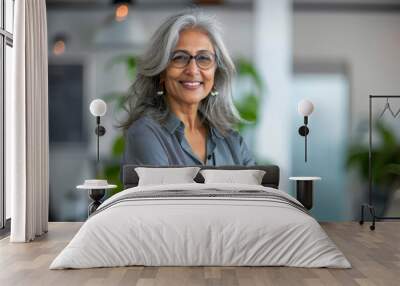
[[298, 116, 309, 162]]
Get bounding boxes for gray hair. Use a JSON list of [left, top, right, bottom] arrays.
[[121, 10, 241, 136]]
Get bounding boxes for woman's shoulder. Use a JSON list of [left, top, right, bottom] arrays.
[[210, 125, 244, 143], [126, 116, 162, 136], [224, 129, 244, 142], [122, 116, 170, 166]]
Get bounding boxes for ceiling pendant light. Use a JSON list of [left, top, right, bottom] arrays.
[[93, 0, 146, 50]]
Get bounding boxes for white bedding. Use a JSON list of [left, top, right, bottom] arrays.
[[50, 183, 351, 269]]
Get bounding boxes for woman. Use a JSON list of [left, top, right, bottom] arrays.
[[121, 11, 256, 167]]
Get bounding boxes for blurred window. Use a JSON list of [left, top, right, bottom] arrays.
[[48, 64, 86, 144]]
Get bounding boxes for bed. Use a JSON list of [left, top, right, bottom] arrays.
[[50, 165, 351, 269]]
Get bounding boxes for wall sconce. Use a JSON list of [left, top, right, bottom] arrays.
[[93, 0, 146, 49], [298, 99, 314, 162], [89, 99, 107, 162]]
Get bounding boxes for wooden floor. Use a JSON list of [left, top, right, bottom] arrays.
[[0, 222, 399, 286]]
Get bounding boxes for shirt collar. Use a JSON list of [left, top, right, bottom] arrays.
[[163, 112, 185, 134], [210, 124, 224, 139], [163, 111, 224, 140]]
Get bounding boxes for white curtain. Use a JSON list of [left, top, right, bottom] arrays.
[[8, 0, 49, 242]]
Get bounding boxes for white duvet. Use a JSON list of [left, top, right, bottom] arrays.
[[50, 183, 351, 269]]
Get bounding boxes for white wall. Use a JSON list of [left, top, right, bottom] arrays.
[[293, 10, 400, 218], [46, 5, 400, 220], [254, 0, 292, 192], [293, 11, 400, 132]]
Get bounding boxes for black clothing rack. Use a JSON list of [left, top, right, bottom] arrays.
[[360, 95, 400, 230]]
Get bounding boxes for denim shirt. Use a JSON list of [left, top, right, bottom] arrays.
[[121, 112, 256, 167]]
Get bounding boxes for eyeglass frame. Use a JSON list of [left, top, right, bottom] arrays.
[[169, 50, 217, 70]]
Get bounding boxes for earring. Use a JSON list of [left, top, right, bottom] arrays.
[[210, 88, 219, 97], [157, 83, 164, 96]]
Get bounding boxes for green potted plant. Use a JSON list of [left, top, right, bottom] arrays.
[[233, 58, 265, 132], [346, 121, 400, 216]]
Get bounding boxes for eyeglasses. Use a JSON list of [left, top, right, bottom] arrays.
[[170, 50, 216, 70]]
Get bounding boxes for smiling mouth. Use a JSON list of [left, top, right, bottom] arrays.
[[179, 80, 203, 89]]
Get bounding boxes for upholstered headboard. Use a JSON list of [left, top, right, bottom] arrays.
[[122, 165, 280, 189]]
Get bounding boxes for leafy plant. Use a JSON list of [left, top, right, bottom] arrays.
[[101, 55, 265, 195], [346, 121, 400, 190], [234, 58, 265, 131], [387, 164, 400, 175]]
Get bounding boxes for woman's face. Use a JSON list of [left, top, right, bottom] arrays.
[[162, 28, 216, 108]]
